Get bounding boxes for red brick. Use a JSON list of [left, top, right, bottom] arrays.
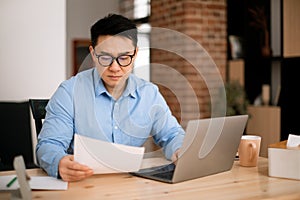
[[120, 0, 227, 127]]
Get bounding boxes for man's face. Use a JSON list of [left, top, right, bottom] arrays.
[[90, 35, 137, 93]]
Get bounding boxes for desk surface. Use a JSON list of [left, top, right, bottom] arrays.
[[1, 157, 300, 200]]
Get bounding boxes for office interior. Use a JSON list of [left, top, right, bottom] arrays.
[[0, 0, 300, 171]]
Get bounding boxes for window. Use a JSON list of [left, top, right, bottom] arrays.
[[134, 0, 150, 19], [134, 24, 151, 81], [132, 0, 151, 81]]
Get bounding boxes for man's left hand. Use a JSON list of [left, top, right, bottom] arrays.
[[171, 149, 180, 164]]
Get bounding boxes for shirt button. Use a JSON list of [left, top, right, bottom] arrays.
[[114, 126, 118, 130]]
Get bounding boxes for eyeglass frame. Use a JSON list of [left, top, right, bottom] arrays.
[[93, 49, 136, 67]]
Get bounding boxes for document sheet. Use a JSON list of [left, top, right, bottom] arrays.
[[74, 134, 145, 174], [287, 134, 300, 149], [0, 175, 68, 190]]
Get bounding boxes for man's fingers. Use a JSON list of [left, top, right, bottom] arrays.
[[62, 169, 93, 182], [68, 162, 91, 171], [60, 167, 93, 182], [171, 149, 180, 164], [59, 155, 93, 182]]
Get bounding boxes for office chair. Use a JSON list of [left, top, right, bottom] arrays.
[[0, 101, 38, 170], [29, 99, 49, 137]]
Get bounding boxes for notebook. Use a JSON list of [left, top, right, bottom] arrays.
[[131, 115, 249, 183]]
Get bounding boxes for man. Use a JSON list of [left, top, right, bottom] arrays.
[[36, 13, 185, 182]]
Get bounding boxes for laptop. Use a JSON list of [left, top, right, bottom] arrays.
[[131, 115, 249, 183]]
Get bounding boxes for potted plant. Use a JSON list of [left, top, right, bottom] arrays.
[[249, 5, 271, 57], [224, 80, 249, 116], [210, 80, 249, 117]]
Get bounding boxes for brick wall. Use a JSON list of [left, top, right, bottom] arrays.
[[119, 0, 134, 19], [151, 0, 227, 128], [120, 0, 227, 128]]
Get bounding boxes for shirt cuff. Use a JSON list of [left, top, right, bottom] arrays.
[[50, 154, 65, 178]]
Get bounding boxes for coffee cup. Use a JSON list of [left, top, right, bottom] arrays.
[[238, 135, 261, 167]]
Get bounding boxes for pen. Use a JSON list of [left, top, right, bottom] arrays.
[[6, 176, 17, 188]]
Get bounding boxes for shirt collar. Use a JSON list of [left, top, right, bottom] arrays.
[[123, 74, 137, 98], [93, 68, 137, 98], [93, 68, 107, 96]]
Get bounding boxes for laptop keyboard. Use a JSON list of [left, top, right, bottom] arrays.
[[133, 163, 176, 181], [151, 170, 174, 180]]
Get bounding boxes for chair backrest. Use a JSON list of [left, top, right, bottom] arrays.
[[29, 99, 49, 137], [0, 101, 37, 170]]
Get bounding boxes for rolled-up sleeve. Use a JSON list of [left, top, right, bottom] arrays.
[[147, 86, 185, 160], [36, 79, 75, 177]]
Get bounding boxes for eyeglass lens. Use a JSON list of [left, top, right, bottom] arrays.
[[98, 55, 132, 67]]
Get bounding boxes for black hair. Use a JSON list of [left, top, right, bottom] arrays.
[[90, 13, 137, 48]]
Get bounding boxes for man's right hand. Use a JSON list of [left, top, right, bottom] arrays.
[[58, 155, 94, 182]]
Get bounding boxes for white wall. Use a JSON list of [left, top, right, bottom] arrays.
[[66, 0, 119, 78], [0, 0, 67, 164], [0, 0, 66, 101], [0, 0, 120, 100]]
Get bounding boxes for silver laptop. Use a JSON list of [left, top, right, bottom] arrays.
[[131, 115, 249, 183]]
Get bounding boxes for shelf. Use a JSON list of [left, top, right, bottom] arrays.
[[246, 105, 281, 158]]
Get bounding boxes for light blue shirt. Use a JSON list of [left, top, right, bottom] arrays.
[[36, 68, 185, 178]]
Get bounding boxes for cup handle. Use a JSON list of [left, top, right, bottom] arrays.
[[248, 142, 257, 161]]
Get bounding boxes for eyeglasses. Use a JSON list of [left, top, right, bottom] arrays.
[[94, 50, 136, 67]]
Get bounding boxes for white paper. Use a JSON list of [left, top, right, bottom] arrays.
[[0, 175, 68, 191], [287, 134, 300, 149], [74, 134, 145, 174]]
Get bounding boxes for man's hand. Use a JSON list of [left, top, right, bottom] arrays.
[[58, 155, 93, 182], [171, 149, 180, 165]]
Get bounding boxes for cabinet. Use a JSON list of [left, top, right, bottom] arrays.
[[228, 59, 244, 87], [246, 105, 281, 157], [227, 0, 300, 141], [283, 0, 300, 57]]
